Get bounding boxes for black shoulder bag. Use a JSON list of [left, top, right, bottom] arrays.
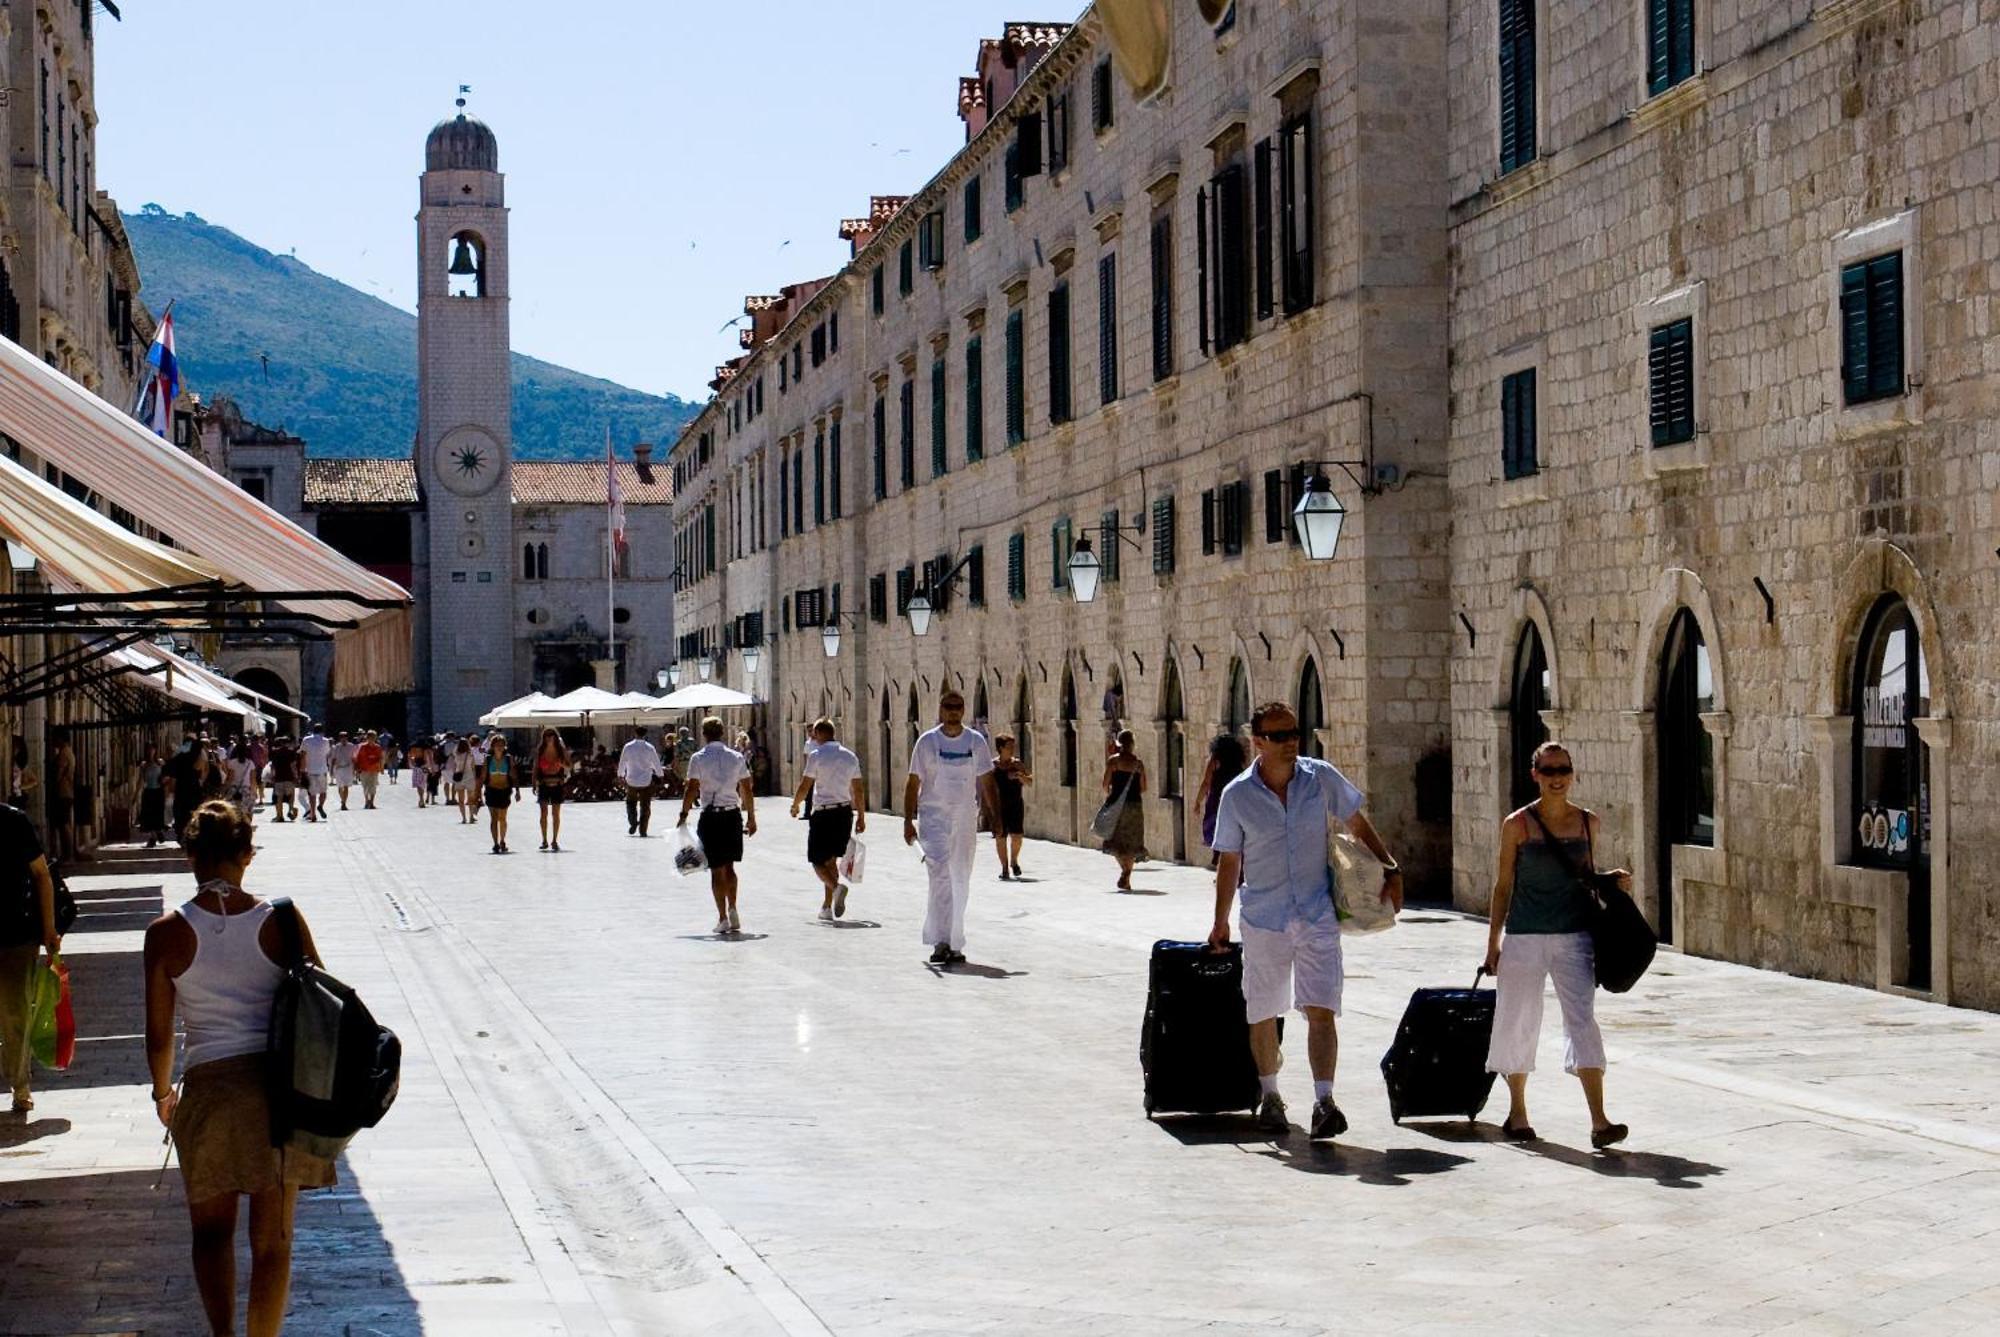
[[1522, 807, 1656, 994]]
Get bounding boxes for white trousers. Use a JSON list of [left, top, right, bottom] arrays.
[[1485, 931, 1605, 1075], [918, 809, 978, 950]]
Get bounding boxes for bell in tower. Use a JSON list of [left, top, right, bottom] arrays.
[[447, 232, 484, 297]]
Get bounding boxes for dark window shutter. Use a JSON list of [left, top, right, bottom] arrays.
[[1499, 0, 1537, 173], [1048, 282, 1072, 424], [1151, 496, 1176, 574], [813, 432, 826, 523], [896, 566, 914, 616], [1005, 142, 1025, 212], [899, 239, 914, 295], [1264, 469, 1285, 543], [1098, 253, 1119, 406], [1866, 252, 1904, 400], [1648, 318, 1696, 446], [968, 545, 986, 606], [1101, 508, 1120, 583], [965, 337, 985, 461], [1215, 164, 1250, 349], [873, 395, 887, 499], [1196, 186, 1211, 354], [1005, 310, 1026, 443], [779, 450, 790, 537], [1008, 531, 1026, 600], [1671, 0, 1695, 87], [963, 175, 982, 243], [1092, 60, 1113, 132], [1254, 138, 1275, 320], [870, 573, 887, 623], [793, 451, 804, 533], [1151, 215, 1174, 381], [1648, 0, 1694, 94], [1502, 368, 1538, 479], [1016, 112, 1044, 176], [872, 265, 884, 314], [899, 379, 916, 486], [829, 421, 843, 518], [1287, 461, 1308, 545], [1201, 487, 1217, 555], [1047, 93, 1069, 174], [1839, 261, 1871, 403], [1052, 516, 1072, 588], [1221, 481, 1246, 555], [931, 357, 948, 476]]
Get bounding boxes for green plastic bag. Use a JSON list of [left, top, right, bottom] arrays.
[[28, 956, 69, 1069]]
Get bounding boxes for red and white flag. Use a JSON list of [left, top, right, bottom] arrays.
[[606, 428, 626, 550]]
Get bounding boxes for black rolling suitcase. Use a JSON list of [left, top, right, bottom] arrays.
[[1140, 940, 1265, 1117], [1380, 971, 1498, 1124]]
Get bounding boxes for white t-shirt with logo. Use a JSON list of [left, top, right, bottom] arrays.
[[908, 726, 995, 815], [803, 742, 862, 806]]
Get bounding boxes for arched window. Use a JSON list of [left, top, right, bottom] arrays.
[[1225, 659, 1251, 737], [973, 677, 989, 734], [1160, 658, 1186, 797], [1658, 609, 1715, 847], [522, 543, 536, 580], [880, 688, 894, 800], [1059, 669, 1079, 787], [1297, 657, 1325, 760], [1509, 626, 1550, 809], [536, 542, 549, 580], [1013, 675, 1034, 767], [1852, 596, 1932, 988], [907, 686, 922, 760]]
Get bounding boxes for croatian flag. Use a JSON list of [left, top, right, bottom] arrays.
[[134, 309, 180, 435], [606, 428, 626, 550]]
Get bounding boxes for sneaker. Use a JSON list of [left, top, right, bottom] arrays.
[[1309, 1097, 1348, 1141], [929, 943, 952, 964], [946, 948, 967, 964], [715, 917, 731, 935], [834, 885, 848, 918], [1256, 1092, 1289, 1132], [540, 841, 549, 851], [819, 907, 835, 922], [727, 907, 740, 933], [998, 870, 1011, 881], [551, 841, 560, 852], [1011, 863, 1023, 877]]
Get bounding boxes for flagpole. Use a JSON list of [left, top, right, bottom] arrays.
[[605, 426, 616, 669]]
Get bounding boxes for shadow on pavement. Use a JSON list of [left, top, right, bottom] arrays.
[[1260, 1141, 1473, 1185], [674, 932, 773, 943], [0, 1115, 71, 1146], [0, 1164, 423, 1335], [1114, 888, 1170, 897], [930, 962, 1028, 980], [821, 919, 883, 930], [1522, 1140, 1725, 1189]]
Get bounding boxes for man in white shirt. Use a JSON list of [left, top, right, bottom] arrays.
[[904, 689, 998, 966], [677, 716, 757, 934], [299, 725, 332, 821], [790, 718, 867, 921], [329, 731, 357, 811], [617, 726, 667, 836]]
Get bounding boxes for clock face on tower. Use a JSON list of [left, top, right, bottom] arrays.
[[434, 426, 504, 497]]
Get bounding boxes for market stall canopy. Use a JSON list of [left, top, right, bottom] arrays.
[[652, 683, 758, 710], [478, 691, 566, 729], [0, 336, 412, 697]]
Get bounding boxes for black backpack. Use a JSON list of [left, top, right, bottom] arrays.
[[266, 899, 401, 1157]]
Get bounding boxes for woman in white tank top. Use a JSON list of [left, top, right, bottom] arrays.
[[144, 799, 335, 1337]]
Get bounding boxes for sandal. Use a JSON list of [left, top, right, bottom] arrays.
[[1500, 1117, 1537, 1142], [1590, 1123, 1629, 1150]]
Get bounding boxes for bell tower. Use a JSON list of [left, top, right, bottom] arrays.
[[415, 99, 514, 731]]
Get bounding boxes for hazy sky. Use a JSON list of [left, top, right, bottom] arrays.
[[92, 1, 1069, 404]]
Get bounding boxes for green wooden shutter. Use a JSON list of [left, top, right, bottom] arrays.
[[1049, 282, 1072, 424], [1501, 368, 1537, 479], [1648, 319, 1696, 446], [1254, 138, 1275, 320], [1264, 469, 1285, 543], [1005, 310, 1026, 443], [813, 431, 826, 523], [965, 336, 984, 461], [829, 420, 842, 518], [968, 545, 986, 606], [1646, 0, 1671, 93], [899, 379, 915, 485], [1098, 253, 1119, 406], [931, 357, 947, 477], [1201, 488, 1217, 555], [1151, 216, 1174, 380], [1866, 252, 1904, 400], [872, 395, 887, 499], [1151, 496, 1176, 573], [963, 175, 982, 243], [1499, 0, 1536, 172], [1007, 531, 1025, 600], [1052, 517, 1072, 589], [1196, 186, 1211, 353]]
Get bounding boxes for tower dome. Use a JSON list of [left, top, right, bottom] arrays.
[[425, 111, 498, 172]]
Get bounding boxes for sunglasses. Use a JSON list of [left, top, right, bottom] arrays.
[[1536, 764, 1574, 777], [1255, 728, 1302, 743]]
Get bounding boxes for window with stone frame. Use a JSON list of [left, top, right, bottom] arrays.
[[918, 209, 946, 272], [965, 336, 985, 462], [828, 419, 843, 519], [1277, 102, 1318, 314], [1839, 251, 1905, 406], [873, 393, 888, 499], [899, 237, 914, 295], [1501, 367, 1538, 480], [1498, 0, 1537, 174], [1050, 515, 1073, 589], [869, 572, 888, 623], [872, 264, 885, 314], [930, 355, 948, 477], [899, 378, 916, 486], [967, 544, 986, 606], [1646, 0, 1696, 96], [1198, 142, 1252, 354], [1047, 88, 1071, 175], [1048, 281, 1073, 424], [1005, 309, 1027, 443], [1151, 213, 1174, 381], [1151, 496, 1176, 575], [1091, 59, 1115, 134], [1648, 318, 1696, 446], [1097, 253, 1119, 407], [963, 174, 983, 243], [1007, 531, 1027, 601]]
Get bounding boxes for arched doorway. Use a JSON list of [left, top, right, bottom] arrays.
[[1059, 668, 1079, 788], [1225, 658, 1251, 737], [1852, 596, 1931, 989], [1012, 675, 1033, 769], [1509, 626, 1550, 810], [233, 667, 291, 708], [973, 676, 990, 736], [1655, 609, 1715, 946], [1296, 657, 1325, 760], [1159, 657, 1187, 861], [879, 688, 893, 803], [906, 687, 922, 768]]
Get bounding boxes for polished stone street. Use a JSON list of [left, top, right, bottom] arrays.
[[5, 790, 2000, 1335]]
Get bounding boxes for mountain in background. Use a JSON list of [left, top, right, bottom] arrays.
[[121, 206, 700, 460]]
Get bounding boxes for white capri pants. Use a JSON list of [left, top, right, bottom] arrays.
[[1485, 931, 1605, 1075]]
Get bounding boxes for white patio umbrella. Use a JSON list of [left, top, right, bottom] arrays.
[[652, 682, 759, 710], [533, 685, 656, 726], [478, 691, 568, 729]]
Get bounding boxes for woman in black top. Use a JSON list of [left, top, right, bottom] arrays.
[[1194, 732, 1248, 864], [990, 733, 1031, 880]]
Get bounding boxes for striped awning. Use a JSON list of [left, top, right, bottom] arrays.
[[0, 335, 412, 697], [0, 449, 222, 596]]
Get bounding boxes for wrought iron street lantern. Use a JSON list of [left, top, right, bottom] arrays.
[[1067, 536, 1102, 604], [1292, 472, 1347, 562], [907, 590, 934, 637]]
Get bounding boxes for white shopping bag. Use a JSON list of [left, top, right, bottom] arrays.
[[1330, 832, 1397, 935], [672, 825, 708, 877], [839, 837, 867, 884]]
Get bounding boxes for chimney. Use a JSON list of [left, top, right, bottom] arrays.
[[632, 443, 655, 485]]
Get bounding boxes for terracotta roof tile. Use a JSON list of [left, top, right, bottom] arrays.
[[303, 458, 419, 506], [511, 461, 675, 505]]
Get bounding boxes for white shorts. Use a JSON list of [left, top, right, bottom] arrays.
[[305, 773, 328, 797], [1240, 915, 1344, 1023]]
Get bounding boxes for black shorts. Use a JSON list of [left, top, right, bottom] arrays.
[[485, 787, 512, 810], [697, 807, 744, 866], [807, 805, 854, 867], [536, 783, 565, 807]]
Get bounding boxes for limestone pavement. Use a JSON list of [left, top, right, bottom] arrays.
[[4, 788, 2000, 1335]]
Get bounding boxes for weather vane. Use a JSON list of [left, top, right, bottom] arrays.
[[456, 84, 471, 112]]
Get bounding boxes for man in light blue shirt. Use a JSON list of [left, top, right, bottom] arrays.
[[1208, 702, 1403, 1140]]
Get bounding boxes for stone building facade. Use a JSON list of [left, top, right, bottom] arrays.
[[672, 1, 2000, 1008]]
